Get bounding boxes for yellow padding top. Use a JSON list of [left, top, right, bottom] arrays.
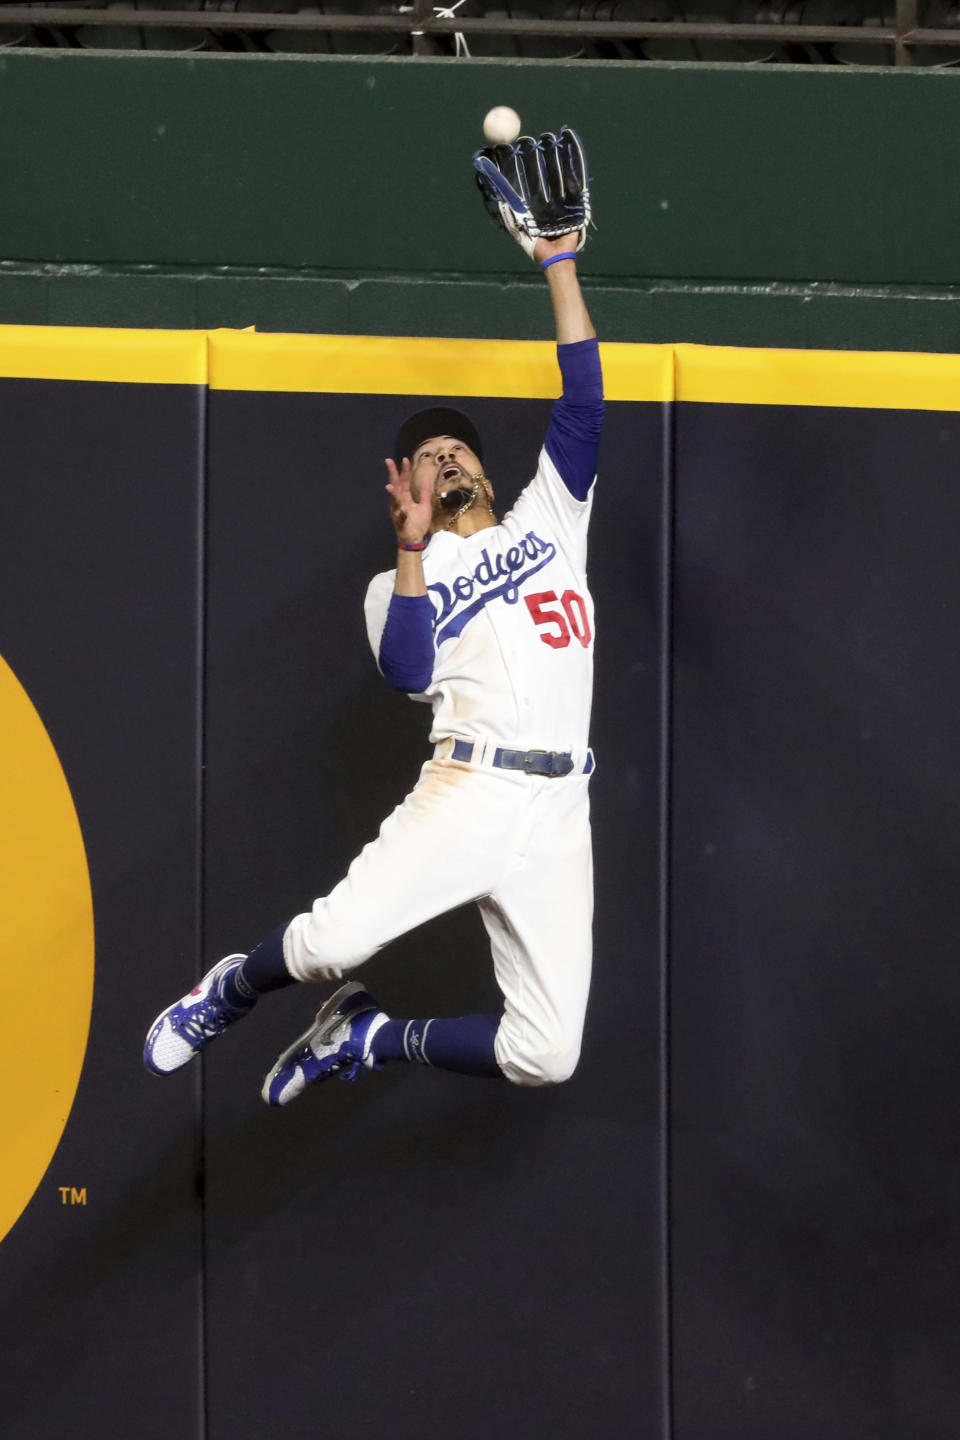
[[0, 326, 208, 385], [1, 326, 959, 411], [207, 331, 675, 403], [602, 341, 675, 404], [676, 343, 960, 412]]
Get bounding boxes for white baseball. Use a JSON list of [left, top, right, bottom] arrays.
[[483, 106, 522, 145]]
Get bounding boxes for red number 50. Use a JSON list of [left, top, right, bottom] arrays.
[[524, 590, 592, 650]]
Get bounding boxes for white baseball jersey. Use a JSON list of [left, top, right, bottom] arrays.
[[363, 446, 595, 759]]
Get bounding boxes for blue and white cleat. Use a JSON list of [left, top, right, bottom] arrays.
[[261, 981, 388, 1107], [144, 954, 252, 1075]]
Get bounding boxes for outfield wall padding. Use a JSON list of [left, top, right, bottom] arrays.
[[1, 326, 958, 1440], [0, 338, 206, 1439]]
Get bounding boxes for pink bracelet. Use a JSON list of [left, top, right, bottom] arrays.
[[540, 251, 578, 271], [398, 538, 429, 552]]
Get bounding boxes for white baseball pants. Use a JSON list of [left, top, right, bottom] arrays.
[[282, 756, 594, 1087]]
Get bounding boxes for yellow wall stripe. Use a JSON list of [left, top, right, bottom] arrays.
[[0, 326, 958, 413], [599, 341, 674, 404], [0, 325, 208, 385], [209, 333, 557, 397], [206, 332, 674, 402], [675, 342, 960, 412]]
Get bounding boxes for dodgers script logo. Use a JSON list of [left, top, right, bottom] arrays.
[[429, 531, 557, 643]]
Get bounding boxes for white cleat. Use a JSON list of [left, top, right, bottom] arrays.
[[144, 954, 252, 1074], [261, 982, 388, 1106]]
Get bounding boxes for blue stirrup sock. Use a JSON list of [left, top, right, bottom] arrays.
[[372, 1014, 502, 1077], [224, 926, 502, 1077], [223, 923, 296, 1008]]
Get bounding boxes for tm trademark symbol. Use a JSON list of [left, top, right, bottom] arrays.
[[58, 1186, 87, 1206]]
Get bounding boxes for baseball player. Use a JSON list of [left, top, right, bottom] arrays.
[[144, 128, 603, 1105]]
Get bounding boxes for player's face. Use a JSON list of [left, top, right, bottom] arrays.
[[410, 435, 483, 508]]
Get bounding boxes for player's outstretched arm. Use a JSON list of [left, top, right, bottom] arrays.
[[534, 235, 596, 346], [473, 125, 596, 344], [473, 128, 602, 500]]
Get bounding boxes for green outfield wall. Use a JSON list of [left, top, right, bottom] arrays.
[[1, 50, 959, 349]]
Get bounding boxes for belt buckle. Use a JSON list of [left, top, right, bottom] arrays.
[[522, 748, 550, 775]]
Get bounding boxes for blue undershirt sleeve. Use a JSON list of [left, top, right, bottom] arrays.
[[544, 337, 604, 502], [378, 592, 435, 693]]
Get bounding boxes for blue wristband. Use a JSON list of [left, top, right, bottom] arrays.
[[540, 251, 578, 271]]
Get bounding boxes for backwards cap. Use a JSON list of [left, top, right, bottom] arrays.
[[394, 407, 484, 467]]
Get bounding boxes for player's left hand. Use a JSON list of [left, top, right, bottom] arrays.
[[473, 127, 592, 261], [385, 457, 434, 546]]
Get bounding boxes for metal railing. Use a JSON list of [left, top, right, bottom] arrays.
[[1, 1, 959, 66]]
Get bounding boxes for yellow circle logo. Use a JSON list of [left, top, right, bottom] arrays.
[[0, 653, 94, 1246]]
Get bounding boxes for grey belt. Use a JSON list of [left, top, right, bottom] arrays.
[[449, 737, 594, 777]]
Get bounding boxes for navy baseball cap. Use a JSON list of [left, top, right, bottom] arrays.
[[394, 407, 484, 466]]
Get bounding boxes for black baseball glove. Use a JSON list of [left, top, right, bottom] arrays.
[[473, 127, 592, 260]]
